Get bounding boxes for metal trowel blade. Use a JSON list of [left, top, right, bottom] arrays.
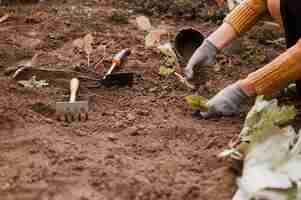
[[100, 73, 134, 87]]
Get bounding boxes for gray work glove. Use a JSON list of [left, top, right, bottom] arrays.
[[201, 81, 249, 118], [185, 39, 218, 79]]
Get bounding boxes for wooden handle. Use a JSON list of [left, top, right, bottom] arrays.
[[69, 78, 79, 103], [104, 63, 117, 77]]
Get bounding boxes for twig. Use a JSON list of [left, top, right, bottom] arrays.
[[262, 21, 281, 29], [0, 13, 10, 23], [174, 72, 195, 90], [87, 54, 90, 68], [94, 45, 107, 70]]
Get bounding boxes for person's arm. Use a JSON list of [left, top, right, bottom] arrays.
[[207, 23, 237, 50], [202, 39, 301, 118], [185, 0, 268, 79], [209, 0, 268, 49], [223, 0, 268, 36], [242, 39, 301, 96]]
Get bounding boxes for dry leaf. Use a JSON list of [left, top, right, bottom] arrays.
[[18, 76, 48, 88], [136, 16, 152, 31], [83, 33, 94, 55], [157, 42, 195, 90], [73, 38, 84, 49], [145, 29, 167, 47], [0, 13, 10, 23]]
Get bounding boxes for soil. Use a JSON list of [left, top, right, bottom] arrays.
[[0, 0, 296, 199]]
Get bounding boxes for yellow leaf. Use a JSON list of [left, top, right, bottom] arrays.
[[159, 66, 175, 77], [185, 95, 209, 112]]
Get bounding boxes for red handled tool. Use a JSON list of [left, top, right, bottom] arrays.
[[94, 48, 134, 87]]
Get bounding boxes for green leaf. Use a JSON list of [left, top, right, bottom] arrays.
[[239, 96, 296, 148], [159, 65, 175, 77], [227, 96, 301, 200], [185, 95, 209, 112]]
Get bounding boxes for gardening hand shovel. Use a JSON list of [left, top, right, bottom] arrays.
[[96, 48, 134, 87]]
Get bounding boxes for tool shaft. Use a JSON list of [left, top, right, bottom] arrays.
[[69, 78, 79, 103], [105, 63, 117, 77]]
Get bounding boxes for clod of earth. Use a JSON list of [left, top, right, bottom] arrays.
[[31, 102, 55, 115], [145, 29, 168, 47], [135, 15, 168, 47], [135, 16, 153, 31]]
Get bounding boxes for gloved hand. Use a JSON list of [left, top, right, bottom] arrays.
[[201, 81, 249, 118], [185, 39, 218, 79]]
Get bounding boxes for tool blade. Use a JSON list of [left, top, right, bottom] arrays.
[[101, 73, 134, 87], [55, 101, 88, 115]]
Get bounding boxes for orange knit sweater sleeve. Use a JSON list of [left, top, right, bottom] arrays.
[[244, 39, 301, 96], [224, 0, 268, 35]]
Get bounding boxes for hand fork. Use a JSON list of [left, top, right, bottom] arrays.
[[56, 78, 89, 122]]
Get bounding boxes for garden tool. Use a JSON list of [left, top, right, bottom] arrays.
[[56, 78, 89, 122], [94, 48, 134, 87]]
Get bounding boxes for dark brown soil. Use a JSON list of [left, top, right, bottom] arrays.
[[0, 0, 290, 199]]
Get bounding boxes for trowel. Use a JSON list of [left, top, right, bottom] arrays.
[[94, 48, 134, 87]]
